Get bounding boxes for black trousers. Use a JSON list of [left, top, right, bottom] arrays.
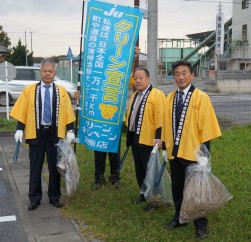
[[131, 143, 153, 189], [170, 157, 208, 230], [94, 150, 120, 183], [28, 128, 60, 204]]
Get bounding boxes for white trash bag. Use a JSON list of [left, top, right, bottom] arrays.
[[56, 139, 80, 197], [140, 145, 173, 207]]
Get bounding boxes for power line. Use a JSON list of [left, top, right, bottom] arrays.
[[183, 0, 244, 3], [34, 0, 81, 33], [35, 32, 79, 39]]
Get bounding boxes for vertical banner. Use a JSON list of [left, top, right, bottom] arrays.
[[78, 0, 143, 153], [215, 8, 224, 55]]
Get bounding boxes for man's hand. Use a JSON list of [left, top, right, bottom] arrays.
[[14, 130, 23, 143], [73, 91, 80, 99], [153, 139, 162, 149], [162, 150, 168, 162], [66, 131, 75, 143]]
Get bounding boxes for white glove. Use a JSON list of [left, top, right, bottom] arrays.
[[14, 130, 23, 143], [66, 131, 75, 143], [162, 150, 168, 162]]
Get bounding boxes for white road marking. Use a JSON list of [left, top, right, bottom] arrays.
[[0, 215, 17, 222], [0, 168, 3, 171]]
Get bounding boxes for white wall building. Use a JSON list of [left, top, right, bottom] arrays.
[[230, 0, 251, 70]]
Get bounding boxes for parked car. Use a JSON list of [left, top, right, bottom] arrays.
[[0, 66, 77, 106]]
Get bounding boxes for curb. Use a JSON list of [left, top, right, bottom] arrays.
[[0, 130, 15, 137]]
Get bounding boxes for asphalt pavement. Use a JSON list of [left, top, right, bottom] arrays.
[[0, 134, 86, 242]]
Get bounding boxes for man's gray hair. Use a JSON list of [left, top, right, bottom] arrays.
[[40, 58, 57, 70]]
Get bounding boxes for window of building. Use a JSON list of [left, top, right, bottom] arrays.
[[242, 24, 248, 41], [242, 0, 249, 9], [240, 63, 245, 70]]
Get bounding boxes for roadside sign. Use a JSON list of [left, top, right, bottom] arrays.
[[66, 47, 73, 60], [0, 61, 16, 120], [0, 61, 16, 82]]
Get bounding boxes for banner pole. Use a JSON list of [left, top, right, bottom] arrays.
[[74, 0, 85, 152]]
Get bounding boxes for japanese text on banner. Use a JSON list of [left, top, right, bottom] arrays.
[[78, 1, 143, 152]]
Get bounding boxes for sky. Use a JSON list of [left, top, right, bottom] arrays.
[[0, 0, 233, 57]]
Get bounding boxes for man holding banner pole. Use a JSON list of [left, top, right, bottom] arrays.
[[74, 47, 140, 190], [75, 0, 143, 192]]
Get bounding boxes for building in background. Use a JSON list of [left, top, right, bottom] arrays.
[[57, 52, 164, 85], [227, 0, 251, 70]]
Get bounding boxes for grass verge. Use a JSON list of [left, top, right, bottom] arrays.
[[1, 117, 249, 241], [0, 117, 17, 131], [60, 125, 251, 242]]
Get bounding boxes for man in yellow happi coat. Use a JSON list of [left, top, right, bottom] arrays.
[[10, 59, 75, 211], [126, 67, 166, 208], [162, 60, 221, 240]]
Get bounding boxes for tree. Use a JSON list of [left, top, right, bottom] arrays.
[[0, 25, 11, 48], [7, 39, 34, 66]]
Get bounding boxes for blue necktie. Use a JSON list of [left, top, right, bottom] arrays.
[[43, 85, 51, 123], [177, 91, 184, 121]]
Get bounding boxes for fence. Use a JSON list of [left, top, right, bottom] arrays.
[[210, 93, 251, 129]]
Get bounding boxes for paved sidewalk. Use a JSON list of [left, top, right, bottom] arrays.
[[0, 135, 85, 242]]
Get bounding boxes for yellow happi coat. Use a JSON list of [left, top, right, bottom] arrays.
[[126, 87, 166, 146], [162, 88, 222, 161], [10, 82, 76, 140]]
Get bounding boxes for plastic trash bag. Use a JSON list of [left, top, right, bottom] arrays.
[[140, 145, 173, 207], [56, 139, 80, 197], [179, 144, 233, 223]]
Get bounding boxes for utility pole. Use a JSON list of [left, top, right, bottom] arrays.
[[30, 29, 33, 53], [25, 30, 28, 66], [134, 0, 140, 69], [147, 0, 158, 87]]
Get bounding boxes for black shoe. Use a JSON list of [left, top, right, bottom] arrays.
[[195, 229, 206, 240], [112, 181, 120, 189], [94, 181, 105, 190], [93, 183, 102, 190], [134, 194, 146, 204], [94, 175, 106, 190], [166, 220, 187, 228], [28, 201, 40, 211], [50, 201, 63, 208], [108, 175, 120, 188], [143, 204, 157, 212], [108, 175, 118, 184]]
